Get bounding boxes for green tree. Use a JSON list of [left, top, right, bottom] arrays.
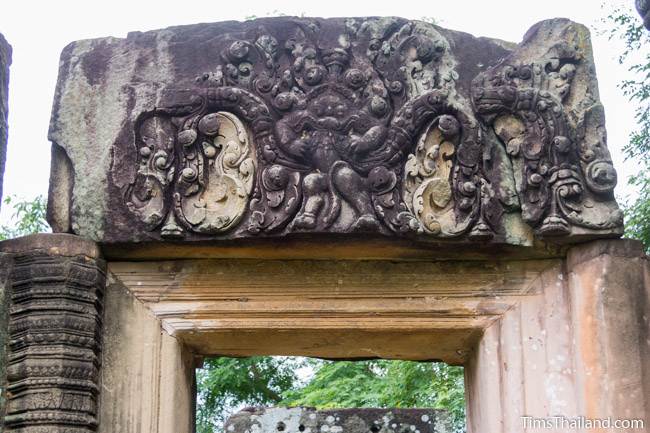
[[605, 4, 650, 250], [0, 195, 49, 240], [281, 360, 465, 432], [197, 358, 465, 433], [196, 357, 309, 433]]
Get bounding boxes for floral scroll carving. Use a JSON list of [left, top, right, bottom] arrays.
[[126, 104, 255, 238], [471, 42, 623, 236], [404, 114, 481, 238], [117, 18, 623, 243]]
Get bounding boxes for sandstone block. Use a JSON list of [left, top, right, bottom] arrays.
[[0, 33, 11, 211], [48, 17, 623, 247]]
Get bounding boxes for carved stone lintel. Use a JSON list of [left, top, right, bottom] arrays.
[[49, 17, 624, 246], [0, 234, 105, 433]]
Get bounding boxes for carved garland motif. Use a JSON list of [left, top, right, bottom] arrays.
[[5, 253, 105, 433], [123, 21, 620, 240]]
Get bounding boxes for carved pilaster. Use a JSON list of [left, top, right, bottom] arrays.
[[0, 234, 105, 433]]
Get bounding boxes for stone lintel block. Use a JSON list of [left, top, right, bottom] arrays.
[[225, 407, 452, 433], [48, 17, 623, 250], [567, 237, 646, 267]]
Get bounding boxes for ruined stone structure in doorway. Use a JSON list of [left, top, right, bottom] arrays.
[[224, 407, 452, 433], [1, 15, 648, 433]]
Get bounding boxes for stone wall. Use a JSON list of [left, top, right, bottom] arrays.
[[1, 235, 647, 432], [97, 238, 649, 433], [466, 239, 650, 433], [0, 33, 11, 212], [0, 35, 11, 417]]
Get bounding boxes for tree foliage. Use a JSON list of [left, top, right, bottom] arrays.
[[0, 195, 49, 240], [196, 357, 309, 432], [605, 4, 650, 250], [197, 358, 465, 433], [282, 360, 465, 431]]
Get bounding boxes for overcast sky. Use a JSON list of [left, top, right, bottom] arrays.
[[0, 0, 641, 224]]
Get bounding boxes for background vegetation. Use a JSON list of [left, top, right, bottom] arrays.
[[605, 4, 650, 251], [0, 195, 47, 240]]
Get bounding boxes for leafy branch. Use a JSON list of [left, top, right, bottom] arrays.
[[0, 195, 49, 240]]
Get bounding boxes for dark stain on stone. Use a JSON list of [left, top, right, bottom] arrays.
[[82, 39, 112, 86]]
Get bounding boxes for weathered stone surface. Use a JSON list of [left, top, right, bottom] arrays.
[[0, 252, 12, 431], [0, 33, 11, 212], [93, 238, 648, 432], [108, 257, 554, 364], [0, 234, 106, 433], [637, 0, 650, 30], [466, 239, 650, 433], [48, 17, 623, 246], [98, 269, 194, 433], [224, 408, 452, 433]]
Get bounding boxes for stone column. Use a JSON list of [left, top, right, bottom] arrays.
[[465, 239, 649, 432], [0, 33, 11, 211], [0, 234, 106, 433], [567, 239, 650, 427]]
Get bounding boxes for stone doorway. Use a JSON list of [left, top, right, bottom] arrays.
[[87, 238, 647, 433], [0, 234, 648, 433]]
